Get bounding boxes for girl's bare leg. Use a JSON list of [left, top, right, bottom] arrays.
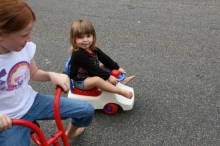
[[84, 77, 133, 99], [66, 123, 84, 139]]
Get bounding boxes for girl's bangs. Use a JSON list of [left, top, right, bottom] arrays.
[[75, 24, 93, 37]]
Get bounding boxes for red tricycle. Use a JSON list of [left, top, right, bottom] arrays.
[[12, 86, 70, 146]]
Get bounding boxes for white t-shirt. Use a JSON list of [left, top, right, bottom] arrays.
[[0, 42, 37, 119]]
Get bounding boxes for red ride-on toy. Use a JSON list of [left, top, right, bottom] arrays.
[[65, 56, 134, 115], [12, 86, 70, 146]]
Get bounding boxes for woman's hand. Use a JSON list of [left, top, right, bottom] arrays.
[[0, 114, 12, 131], [49, 72, 70, 93], [30, 59, 70, 93]]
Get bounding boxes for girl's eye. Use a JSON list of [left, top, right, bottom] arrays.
[[22, 34, 28, 38], [87, 34, 91, 37]]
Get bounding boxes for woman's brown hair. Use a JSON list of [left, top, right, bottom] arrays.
[[0, 0, 36, 33]]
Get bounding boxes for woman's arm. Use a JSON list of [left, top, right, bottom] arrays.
[[30, 58, 70, 92], [96, 48, 119, 69]]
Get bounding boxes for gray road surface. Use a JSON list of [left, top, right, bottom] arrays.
[[25, 0, 220, 145]]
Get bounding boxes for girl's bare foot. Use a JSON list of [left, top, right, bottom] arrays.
[[120, 90, 133, 99], [66, 127, 85, 139], [121, 75, 135, 85]]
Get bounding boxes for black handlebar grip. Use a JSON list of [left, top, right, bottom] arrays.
[[56, 85, 63, 91]]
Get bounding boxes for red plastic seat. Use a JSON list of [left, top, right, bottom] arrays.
[[73, 87, 101, 96]]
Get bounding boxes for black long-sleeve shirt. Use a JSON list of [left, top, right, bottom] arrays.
[[70, 48, 119, 81]]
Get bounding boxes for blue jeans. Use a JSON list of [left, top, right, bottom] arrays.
[[71, 79, 85, 90], [0, 93, 94, 146]]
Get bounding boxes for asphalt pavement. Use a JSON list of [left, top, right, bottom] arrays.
[[25, 0, 220, 145]]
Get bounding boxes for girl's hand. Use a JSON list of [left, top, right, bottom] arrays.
[[118, 68, 126, 74], [49, 72, 70, 93], [0, 114, 12, 131], [108, 75, 119, 84]]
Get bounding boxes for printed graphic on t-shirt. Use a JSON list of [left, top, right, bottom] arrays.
[[87, 51, 99, 66], [0, 61, 30, 93], [0, 69, 7, 91], [91, 56, 99, 66], [77, 67, 88, 79]]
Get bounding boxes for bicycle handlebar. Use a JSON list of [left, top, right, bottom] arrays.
[[12, 119, 48, 145], [12, 86, 69, 146]]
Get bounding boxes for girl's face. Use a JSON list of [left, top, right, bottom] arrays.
[[75, 34, 93, 51], [0, 21, 34, 54]]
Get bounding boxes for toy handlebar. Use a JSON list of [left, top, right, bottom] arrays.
[[109, 69, 126, 82], [117, 73, 125, 82]]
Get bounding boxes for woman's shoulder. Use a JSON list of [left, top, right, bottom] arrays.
[[71, 49, 87, 59], [23, 42, 36, 58], [94, 47, 101, 52], [72, 49, 83, 54], [26, 41, 36, 48], [95, 47, 105, 54]]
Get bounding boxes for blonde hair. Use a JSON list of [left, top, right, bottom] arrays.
[[69, 20, 98, 53], [0, 0, 35, 33]]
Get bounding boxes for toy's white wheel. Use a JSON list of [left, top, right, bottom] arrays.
[[103, 103, 118, 115]]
